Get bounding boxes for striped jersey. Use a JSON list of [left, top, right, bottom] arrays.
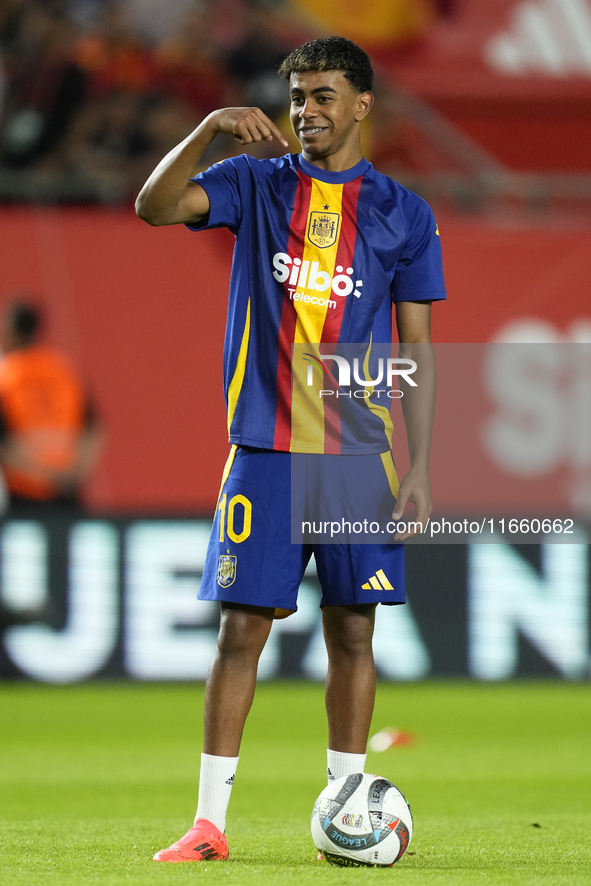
[[189, 152, 446, 454]]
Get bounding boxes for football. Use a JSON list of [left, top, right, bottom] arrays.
[[311, 772, 413, 867]]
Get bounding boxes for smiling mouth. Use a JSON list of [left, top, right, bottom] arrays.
[[299, 127, 327, 136]]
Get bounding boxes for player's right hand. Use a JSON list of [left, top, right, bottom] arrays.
[[210, 108, 289, 148]]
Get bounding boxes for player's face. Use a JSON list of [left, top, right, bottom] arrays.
[[289, 70, 373, 167]]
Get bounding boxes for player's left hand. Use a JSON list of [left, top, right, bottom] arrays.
[[391, 469, 432, 541]]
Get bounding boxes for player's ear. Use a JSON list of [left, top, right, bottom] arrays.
[[355, 91, 374, 122]]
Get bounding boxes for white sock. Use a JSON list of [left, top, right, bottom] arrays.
[[327, 749, 367, 782], [195, 753, 239, 833]]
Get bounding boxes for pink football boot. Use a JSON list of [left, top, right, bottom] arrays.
[[153, 819, 229, 862]]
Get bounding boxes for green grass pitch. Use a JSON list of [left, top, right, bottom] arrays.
[[1, 681, 591, 885]]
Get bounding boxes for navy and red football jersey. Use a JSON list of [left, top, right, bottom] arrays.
[[189, 152, 446, 454]]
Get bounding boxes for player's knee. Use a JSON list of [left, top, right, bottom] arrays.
[[324, 617, 374, 660], [216, 608, 272, 660], [327, 633, 373, 662], [216, 632, 263, 663]]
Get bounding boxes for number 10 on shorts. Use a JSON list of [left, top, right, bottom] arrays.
[[218, 493, 252, 543]]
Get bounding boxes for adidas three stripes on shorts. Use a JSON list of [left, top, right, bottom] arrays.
[[198, 446, 405, 613]]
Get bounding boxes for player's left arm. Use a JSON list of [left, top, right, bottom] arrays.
[[392, 300, 436, 540]]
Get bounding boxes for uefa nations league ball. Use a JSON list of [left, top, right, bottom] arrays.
[[311, 772, 413, 867]]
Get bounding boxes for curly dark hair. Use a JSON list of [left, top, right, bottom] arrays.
[[278, 36, 373, 93]]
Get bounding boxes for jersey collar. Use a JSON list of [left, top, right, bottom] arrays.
[[296, 153, 370, 184]]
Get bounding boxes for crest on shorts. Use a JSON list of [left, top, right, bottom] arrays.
[[308, 212, 340, 248], [217, 554, 237, 588]]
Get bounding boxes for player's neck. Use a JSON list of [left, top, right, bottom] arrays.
[[301, 144, 364, 173]]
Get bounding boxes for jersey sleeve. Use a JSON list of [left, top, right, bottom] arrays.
[[186, 156, 248, 234], [391, 198, 446, 303]]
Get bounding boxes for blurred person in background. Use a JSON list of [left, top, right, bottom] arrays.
[[0, 1, 87, 170], [62, 0, 165, 198], [0, 0, 29, 53], [63, 89, 199, 199], [125, 0, 200, 49], [130, 94, 201, 184], [73, 0, 154, 98], [0, 0, 25, 119], [0, 300, 103, 514], [63, 87, 147, 189], [225, 0, 293, 124]]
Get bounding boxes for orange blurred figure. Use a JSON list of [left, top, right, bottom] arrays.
[[0, 300, 103, 512]]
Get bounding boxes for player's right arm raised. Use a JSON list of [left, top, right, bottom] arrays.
[[135, 108, 289, 227]]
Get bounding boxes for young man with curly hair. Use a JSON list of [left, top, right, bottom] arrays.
[[137, 35, 445, 862]]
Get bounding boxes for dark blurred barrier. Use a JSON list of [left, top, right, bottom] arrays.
[[0, 515, 588, 682]]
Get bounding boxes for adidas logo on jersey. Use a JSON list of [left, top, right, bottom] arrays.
[[486, 0, 591, 76], [272, 252, 363, 299], [362, 569, 394, 591]]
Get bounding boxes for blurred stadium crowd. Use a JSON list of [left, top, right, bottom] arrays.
[[0, 0, 457, 204]]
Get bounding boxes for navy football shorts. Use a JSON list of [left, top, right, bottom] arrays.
[[199, 445, 405, 614]]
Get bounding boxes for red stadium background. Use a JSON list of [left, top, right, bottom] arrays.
[[1, 0, 591, 517], [1, 0, 590, 687], [1, 206, 589, 517]]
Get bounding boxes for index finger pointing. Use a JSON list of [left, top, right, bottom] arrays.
[[255, 110, 289, 147], [270, 122, 289, 147]]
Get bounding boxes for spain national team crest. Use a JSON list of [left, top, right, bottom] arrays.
[[217, 554, 237, 588], [308, 212, 340, 248]]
